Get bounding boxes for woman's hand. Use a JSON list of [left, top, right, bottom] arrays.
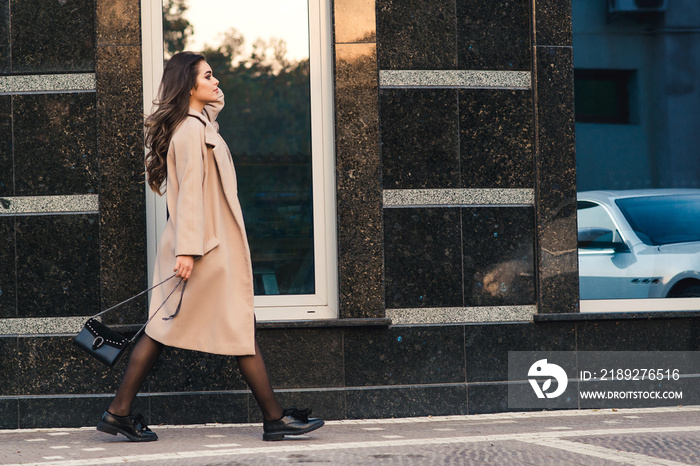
[[174, 255, 194, 280]]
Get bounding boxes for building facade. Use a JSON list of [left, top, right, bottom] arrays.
[[1, 0, 698, 428]]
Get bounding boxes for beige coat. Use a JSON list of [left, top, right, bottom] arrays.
[[145, 92, 256, 355]]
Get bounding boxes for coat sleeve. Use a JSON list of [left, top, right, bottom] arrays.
[[203, 89, 225, 124], [170, 121, 205, 257]]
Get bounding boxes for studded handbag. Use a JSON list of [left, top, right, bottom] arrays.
[[73, 275, 187, 368]]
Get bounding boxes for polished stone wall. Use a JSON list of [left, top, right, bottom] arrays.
[[334, 0, 577, 323], [1, 317, 698, 428], [0, 0, 148, 427], [1, 0, 695, 430], [0, 0, 147, 323]]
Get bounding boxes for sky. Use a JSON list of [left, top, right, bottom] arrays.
[[183, 0, 310, 62]]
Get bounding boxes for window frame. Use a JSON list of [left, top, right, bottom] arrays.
[[141, 0, 338, 320]]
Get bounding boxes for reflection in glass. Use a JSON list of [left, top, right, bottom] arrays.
[[573, 0, 700, 305], [577, 191, 700, 300], [162, 0, 314, 295]]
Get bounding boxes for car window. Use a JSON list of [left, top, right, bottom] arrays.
[[577, 201, 618, 248], [615, 194, 700, 246]]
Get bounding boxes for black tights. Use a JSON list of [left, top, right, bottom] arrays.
[[236, 341, 283, 421], [107, 335, 283, 422]]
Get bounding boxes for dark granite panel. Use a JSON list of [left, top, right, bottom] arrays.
[[344, 326, 465, 386], [19, 395, 148, 428], [465, 322, 576, 382], [149, 347, 246, 393], [335, 44, 384, 318], [0, 217, 15, 317], [346, 385, 467, 419], [0, 1, 9, 74], [248, 389, 345, 422], [10, 0, 95, 73], [18, 335, 126, 395], [96, 48, 145, 322], [459, 89, 533, 188], [0, 95, 11, 195], [0, 336, 17, 395], [463, 207, 535, 306], [0, 398, 17, 429], [14, 93, 98, 196], [534, 0, 572, 47], [380, 89, 460, 189], [456, 0, 531, 70], [376, 0, 456, 70], [384, 207, 462, 308], [335, 0, 376, 43], [534, 46, 578, 314], [95, 46, 143, 147], [16, 215, 100, 317], [576, 318, 700, 352], [96, 0, 141, 46], [256, 328, 344, 388], [150, 393, 248, 425], [468, 383, 546, 414], [98, 226, 147, 326]]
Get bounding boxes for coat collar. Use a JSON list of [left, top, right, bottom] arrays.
[[187, 108, 242, 226], [187, 108, 219, 148]]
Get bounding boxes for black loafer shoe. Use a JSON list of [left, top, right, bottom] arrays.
[[263, 407, 324, 441], [97, 411, 158, 442]]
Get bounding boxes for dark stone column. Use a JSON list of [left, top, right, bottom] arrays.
[[96, 0, 148, 324], [532, 0, 579, 313], [334, 0, 384, 318]]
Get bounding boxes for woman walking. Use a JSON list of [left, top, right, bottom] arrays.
[[96, 51, 323, 442]]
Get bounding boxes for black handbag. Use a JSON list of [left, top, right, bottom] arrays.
[[73, 275, 187, 368]]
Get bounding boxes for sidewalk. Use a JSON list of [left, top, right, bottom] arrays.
[[1, 406, 699, 465]]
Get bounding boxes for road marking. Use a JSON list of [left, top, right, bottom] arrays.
[[204, 443, 241, 448], [361, 427, 384, 431], [25, 439, 46, 442], [545, 427, 573, 430], [81, 448, 105, 452], [519, 438, 688, 466], [381, 435, 404, 439], [42, 457, 63, 461], [48, 433, 70, 436], [205, 435, 226, 438], [434, 428, 455, 431], [624, 416, 641, 419], [5, 425, 700, 466], [49, 446, 70, 450]]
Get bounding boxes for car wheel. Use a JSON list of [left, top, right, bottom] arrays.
[[675, 284, 700, 298]]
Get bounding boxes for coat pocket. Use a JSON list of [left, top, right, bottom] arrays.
[[203, 237, 220, 255]]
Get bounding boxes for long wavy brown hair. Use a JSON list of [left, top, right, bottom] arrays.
[[145, 51, 206, 194]]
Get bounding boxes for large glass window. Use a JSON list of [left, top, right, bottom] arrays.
[[573, 0, 700, 312], [164, 0, 313, 296], [144, 0, 336, 318]]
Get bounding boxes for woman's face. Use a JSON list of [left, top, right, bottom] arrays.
[[189, 61, 219, 110]]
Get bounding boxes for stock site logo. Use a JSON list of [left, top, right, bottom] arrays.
[[528, 359, 568, 399]]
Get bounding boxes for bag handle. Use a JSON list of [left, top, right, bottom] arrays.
[[91, 274, 179, 319], [90, 273, 188, 343], [130, 279, 187, 342]]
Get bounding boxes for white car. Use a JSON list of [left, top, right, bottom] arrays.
[[577, 189, 700, 299]]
